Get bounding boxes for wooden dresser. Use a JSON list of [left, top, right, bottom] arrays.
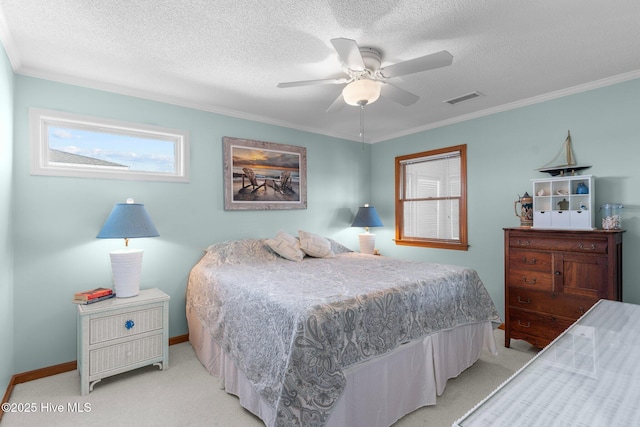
[[504, 227, 623, 348]]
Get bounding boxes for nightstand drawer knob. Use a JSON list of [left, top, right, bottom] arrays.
[[125, 320, 135, 330]]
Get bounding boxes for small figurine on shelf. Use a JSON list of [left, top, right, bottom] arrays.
[[558, 198, 569, 210]]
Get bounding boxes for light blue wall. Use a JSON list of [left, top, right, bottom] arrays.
[[12, 75, 370, 372], [0, 44, 15, 393], [371, 78, 640, 319], [7, 65, 640, 375]]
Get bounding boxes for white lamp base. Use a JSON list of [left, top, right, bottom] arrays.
[[110, 248, 143, 298], [359, 233, 376, 255]]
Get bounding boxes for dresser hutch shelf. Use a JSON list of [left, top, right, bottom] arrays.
[[504, 227, 623, 348], [532, 175, 594, 229]]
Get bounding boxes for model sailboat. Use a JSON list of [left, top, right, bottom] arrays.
[[537, 130, 591, 176]]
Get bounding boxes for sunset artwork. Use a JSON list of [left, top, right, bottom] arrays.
[[223, 137, 307, 210]]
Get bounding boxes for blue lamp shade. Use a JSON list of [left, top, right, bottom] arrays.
[[351, 205, 383, 228], [97, 201, 159, 241]]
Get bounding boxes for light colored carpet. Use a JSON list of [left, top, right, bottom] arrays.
[[2, 329, 537, 427]]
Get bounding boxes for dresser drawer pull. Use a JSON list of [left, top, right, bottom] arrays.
[[518, 320, 531, 328], [522, 257, 537, 265], [516, 239, 531, 246], [578, 243, 597, 251], [125, 320, 135, 330], [521, 277, 537, 285], [517, 296, 531, 304]]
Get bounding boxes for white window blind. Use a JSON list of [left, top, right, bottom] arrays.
[[402, 152, 461, 240]]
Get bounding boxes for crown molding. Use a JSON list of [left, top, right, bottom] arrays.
[[12, 62, 640, 146], [15, 66, 362, 143], [376, 70, 640, 143]]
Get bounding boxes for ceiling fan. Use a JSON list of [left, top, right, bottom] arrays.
[[277, 38, 453, 112]]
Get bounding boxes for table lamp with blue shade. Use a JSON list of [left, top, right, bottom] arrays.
[[97, 198, 159, 298], [351, 204, 383, 254]]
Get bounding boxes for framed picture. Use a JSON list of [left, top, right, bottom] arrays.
[[223, 137, 307, 210]]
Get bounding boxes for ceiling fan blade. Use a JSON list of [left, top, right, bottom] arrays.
[[277, 77, 348, 88], [380, 83, 420, 106], [330, 38, 365, 71], [379, 50, 453, 78], [325, 93, 345, 113]]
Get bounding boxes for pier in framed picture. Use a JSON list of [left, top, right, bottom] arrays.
[[223, 137, 307, 210]]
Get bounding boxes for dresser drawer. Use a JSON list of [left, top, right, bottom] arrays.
[[508, 289, 598, 319], [90, 306, 163, 344], [507, 268, 553, 291], [508, 250, 552, 272], [89, 334, 163, 376], [509, 235, 608, 254], [509, 308, 574, 344]]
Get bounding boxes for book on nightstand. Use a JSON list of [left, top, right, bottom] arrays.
[[72, 287, 115, 304]]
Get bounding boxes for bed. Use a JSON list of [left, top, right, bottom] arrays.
[[186, 233, 501, 427]]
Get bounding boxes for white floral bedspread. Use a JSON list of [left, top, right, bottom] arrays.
[[186, 238, 501, 426]]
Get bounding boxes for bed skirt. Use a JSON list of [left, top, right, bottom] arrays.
[[187, 307, 497, 427]]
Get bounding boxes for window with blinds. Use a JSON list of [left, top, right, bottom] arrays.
[[395, 144, 468, 250]]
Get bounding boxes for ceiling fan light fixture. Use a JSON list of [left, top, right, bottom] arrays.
[[342, 79, 382, 106]]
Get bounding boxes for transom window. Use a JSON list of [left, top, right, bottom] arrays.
[[395, 144, 468, 250], [30, 108, 189, 182]]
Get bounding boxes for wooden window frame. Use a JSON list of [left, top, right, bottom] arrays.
[[395, 144, 468, 250]]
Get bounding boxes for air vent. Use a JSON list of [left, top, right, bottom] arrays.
[[443, 91, 484, 105]]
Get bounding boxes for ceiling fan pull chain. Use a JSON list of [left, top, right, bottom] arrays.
[[360, 104, 365, 149]]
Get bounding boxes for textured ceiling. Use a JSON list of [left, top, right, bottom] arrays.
[[1, 0, 639, 142]]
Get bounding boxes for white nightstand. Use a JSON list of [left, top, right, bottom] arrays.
[[76, 288, 170, 395]]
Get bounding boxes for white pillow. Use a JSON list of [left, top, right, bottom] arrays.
[[298, 230, 335, 258], [266, 231, 305, 262]]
